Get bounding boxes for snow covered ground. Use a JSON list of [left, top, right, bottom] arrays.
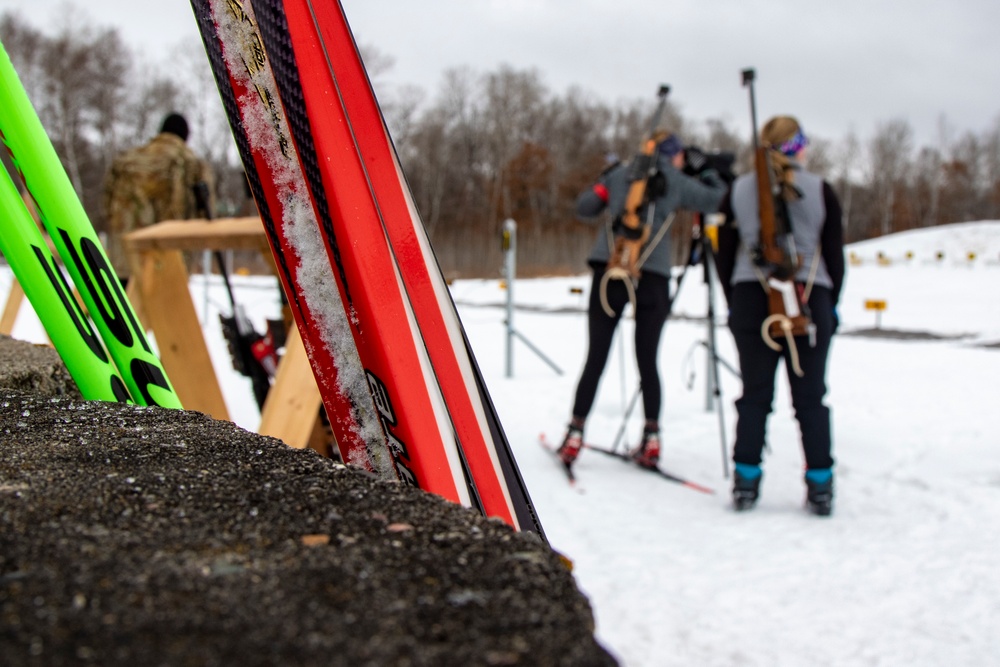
[[4, 221, 1000, 666]]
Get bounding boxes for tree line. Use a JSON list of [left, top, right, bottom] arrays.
[[3, 9, 1000, 279]]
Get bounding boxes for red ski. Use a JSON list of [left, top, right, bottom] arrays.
[[193, 0, 543, 536], [191, 0, 391, 477]]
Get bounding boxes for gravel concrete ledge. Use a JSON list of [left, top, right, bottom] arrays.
[[0, 336, 616, 666], [0, 334, 82, 399]]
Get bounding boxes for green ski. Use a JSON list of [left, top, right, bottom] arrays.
[[0, 39, 181, 408], [0, 168, 131, 402]]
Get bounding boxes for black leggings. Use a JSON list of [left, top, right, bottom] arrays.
[[728, 282, 835, 470], [572, 269, 671, 424]]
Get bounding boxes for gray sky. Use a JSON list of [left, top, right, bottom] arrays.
[[3, 0, 999, 148]]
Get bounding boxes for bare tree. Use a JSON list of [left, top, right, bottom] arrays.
[[39, 15, 129, 197], [123, 70, 185, 149], [910, 146, 943, 228], [480, 66, 548, 231], [7, 6, 1000, 279], [939, 131, 984, 224], [804, 136, 834, 180], [867, 119, 914, 236], [982, 115, 1000, 219], [0, 12, 46, 104], [830, 130, 861, 240]]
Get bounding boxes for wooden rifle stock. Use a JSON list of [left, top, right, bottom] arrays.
[[611, 138, 656, 277], [753, 146, 811, 338], [621, 137, 658, 230], [609, 85, 669, 278], [752, 146, 785, 268]]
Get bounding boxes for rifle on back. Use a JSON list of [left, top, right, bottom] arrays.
[[607, 84, 671, 279], [741, 69, 814, 344]]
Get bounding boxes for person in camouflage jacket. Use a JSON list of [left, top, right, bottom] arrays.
[[102, 113, 214, 284]]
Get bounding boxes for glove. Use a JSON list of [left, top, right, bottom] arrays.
[[646, 171, 667, 199], [832, 307, 840, 334], [612, 216, 645, 241], [698, 169, 723, 188]]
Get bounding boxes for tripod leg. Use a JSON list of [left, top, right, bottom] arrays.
[[607, 234, 695, 458], [702, 234, 731, 479], [709, 340, 730, 479]]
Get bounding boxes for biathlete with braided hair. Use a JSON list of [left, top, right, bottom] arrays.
[[557, 132, 727, 471], [715, 116, 846, 515]]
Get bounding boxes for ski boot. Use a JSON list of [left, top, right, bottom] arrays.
[[630, 430, 661, 469], [805, 469, 834, 516], [732, 463, 762, 511], [556, 425, 584, 466]]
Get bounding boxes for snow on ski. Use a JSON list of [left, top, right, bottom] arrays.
[[245, 0, 543, 536], [190, 0, 392, 479], [215, 0, 475, 515]]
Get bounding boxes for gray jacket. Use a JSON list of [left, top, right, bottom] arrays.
[[727, 163, 833, 289], [575, 153, 726, 278]]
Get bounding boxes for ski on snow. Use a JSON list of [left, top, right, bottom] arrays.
[[191, 0, 544, 538], [539, 434, 715, 494]]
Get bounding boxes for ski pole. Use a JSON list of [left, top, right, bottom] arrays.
[[608, 236, 699, 454], [698, 225, 731, 479], [192, 182, 273, 410], [609, 383, 642, 455]]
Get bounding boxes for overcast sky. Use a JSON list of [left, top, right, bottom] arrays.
[[3, 0, 999, 149]]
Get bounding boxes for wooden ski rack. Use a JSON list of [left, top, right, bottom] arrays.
[[123, 217, 328, 454]]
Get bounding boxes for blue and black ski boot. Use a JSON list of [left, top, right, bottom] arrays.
[[805, 469, 834, 516], [732, 463, 762, 511]]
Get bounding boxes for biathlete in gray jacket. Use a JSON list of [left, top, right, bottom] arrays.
[[557, 133, 728, 470], [714, 115, 846, 516]]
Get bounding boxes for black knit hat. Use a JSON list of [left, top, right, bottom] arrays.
[[160, 113, 189, 141], [657, 133, 683, 158]]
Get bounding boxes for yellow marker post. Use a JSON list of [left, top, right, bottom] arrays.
[[865, 299, 887, 329], [704, 223, 719, 252]]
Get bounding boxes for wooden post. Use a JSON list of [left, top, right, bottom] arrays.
[[131, 247, 230, 420], [258, 325, 324, 449], [123, 217, 326, 449], [0, 277, 24, 335]]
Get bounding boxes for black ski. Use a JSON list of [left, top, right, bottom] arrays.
[[583, 444, 715, 494]]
